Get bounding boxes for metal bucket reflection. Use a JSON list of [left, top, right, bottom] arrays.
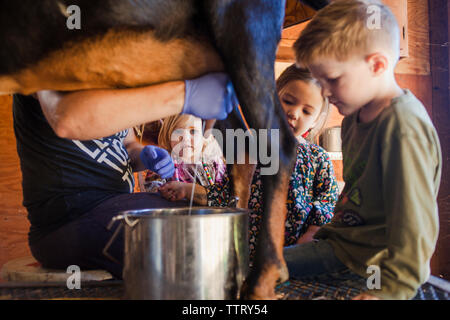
[[319, 126, 342, 152], [113, 207, 249, 300]]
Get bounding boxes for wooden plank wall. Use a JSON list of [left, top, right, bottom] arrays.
[[0, 95, 30, 281], [284, 0, 315, 27], [428, 0, 449, 281]]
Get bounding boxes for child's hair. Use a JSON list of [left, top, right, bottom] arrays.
[[158, 114, 222, 162], [158, 114, 226, 184], [158, 114, 192, 153], [134, 120, 163, 145], [294, 0, 400, 66], [276, 64, 330, 144]]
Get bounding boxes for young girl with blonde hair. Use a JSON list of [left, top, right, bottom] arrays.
[[143, 114, 226, 200]]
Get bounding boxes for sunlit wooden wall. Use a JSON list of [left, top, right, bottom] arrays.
[[0, 95, 30, 281]]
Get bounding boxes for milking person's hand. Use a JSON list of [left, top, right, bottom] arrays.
[[182, 72, 238, 120], [140, 146, 175, 179]]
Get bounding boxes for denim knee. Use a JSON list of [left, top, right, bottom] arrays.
[[284, 240, 348, 278]]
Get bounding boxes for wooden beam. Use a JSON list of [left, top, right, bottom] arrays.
[[284, 0, 315, 28], [395, 0, 430, 75], [278, 0, 431, 76], [276, 21, 310, 62]]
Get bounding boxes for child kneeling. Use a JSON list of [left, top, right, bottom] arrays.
[[285, 0, 442, 300]]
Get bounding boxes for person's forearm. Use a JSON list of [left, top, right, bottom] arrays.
[[37, 81, 185, 140]]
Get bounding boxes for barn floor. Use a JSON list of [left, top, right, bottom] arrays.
[[0, 277, 448, 300]]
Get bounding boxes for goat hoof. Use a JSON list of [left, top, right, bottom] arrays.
[[240, 263, 289, 300]]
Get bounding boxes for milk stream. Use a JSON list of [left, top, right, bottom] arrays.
[[188, 121, 207, 215]]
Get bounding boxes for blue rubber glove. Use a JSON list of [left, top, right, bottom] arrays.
[[182, 72, 238, 120], [140, 146, 175, 179]]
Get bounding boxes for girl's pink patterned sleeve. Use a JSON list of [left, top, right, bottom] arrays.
[[214, 158, 227, 184]]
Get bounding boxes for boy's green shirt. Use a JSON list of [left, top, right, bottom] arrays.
[[315, 89, 442, 300]]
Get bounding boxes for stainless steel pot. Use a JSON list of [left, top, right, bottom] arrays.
[[109, 207, 249, 300]]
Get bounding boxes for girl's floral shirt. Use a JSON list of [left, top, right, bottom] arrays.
[[205, 143, 339, 263]]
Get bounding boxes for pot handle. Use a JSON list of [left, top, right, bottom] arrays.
[[110, 213, 140, 228], [102, 220, 123, 264], [102, 213, 139, 264]]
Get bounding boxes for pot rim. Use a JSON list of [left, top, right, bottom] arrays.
[[114, 207, 250, 221]]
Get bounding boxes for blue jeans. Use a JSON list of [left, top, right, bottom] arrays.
[[29, 193, 188, 279], [283, 240, 366, 288]]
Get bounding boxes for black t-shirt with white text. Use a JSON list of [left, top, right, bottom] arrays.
[[13, 94, 134, 244]]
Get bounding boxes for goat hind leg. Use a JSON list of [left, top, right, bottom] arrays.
[[202, 0, 298, 299]]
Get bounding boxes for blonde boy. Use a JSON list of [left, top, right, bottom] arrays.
[[283, 0, 442, 300]]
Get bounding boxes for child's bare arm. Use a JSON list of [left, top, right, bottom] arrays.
[[160, 181, 208, 205], [186, 183, 209, 205], [352, 293, 380, 300], [296, 226, 321, 245]]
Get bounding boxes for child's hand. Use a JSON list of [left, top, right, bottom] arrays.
[[296, 226, 321, 245], [352, 293, 380, 300], [160, 181, 190, 202], [145, 170, 160, 182]]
